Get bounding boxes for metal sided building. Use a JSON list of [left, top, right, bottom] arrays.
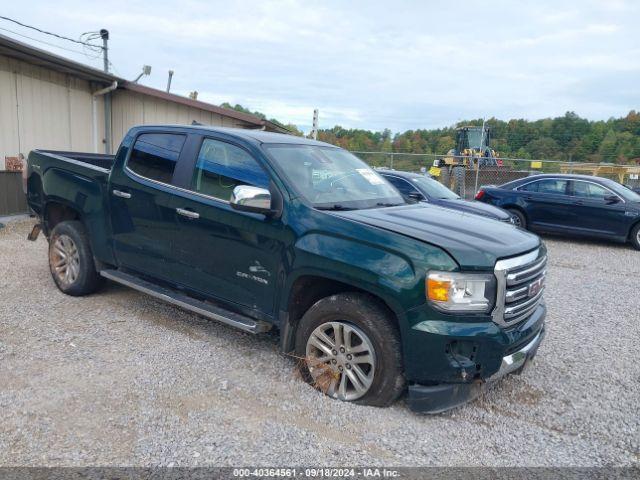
[[0, 33, 287, 170]]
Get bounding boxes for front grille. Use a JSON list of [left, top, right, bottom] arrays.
[[492, 248, 546, 327]]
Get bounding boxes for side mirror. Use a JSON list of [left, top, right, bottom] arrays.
[[604, 194, 620, 204], [408, 192, 424, 202], [230, 185, 273, 215]]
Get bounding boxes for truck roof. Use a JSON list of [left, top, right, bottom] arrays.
[[132, 124, 335, 147]]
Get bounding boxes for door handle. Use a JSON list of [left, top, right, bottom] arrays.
[[176, 208, 200, 219], [112, 189, 132, 199]]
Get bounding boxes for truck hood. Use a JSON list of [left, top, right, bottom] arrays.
[[431, 198, 511, 221], [332, 203, 540, 270]]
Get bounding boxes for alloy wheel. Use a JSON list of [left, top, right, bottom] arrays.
[[50, 234, 80, 287], [305, 321, 376, 401]]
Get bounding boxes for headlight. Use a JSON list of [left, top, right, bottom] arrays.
[[427, 271, 496, 313]]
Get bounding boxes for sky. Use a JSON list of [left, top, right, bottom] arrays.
[[1, 0, 638, 132]]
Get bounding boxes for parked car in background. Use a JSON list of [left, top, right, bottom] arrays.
[[25, 125, 547, 414], [624, 184, 640, 195], [476, 174, 640, 249], [379, 169, 514, 223]]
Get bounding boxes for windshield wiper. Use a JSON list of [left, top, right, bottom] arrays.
[[375, 202, 404, 207], [316, 204, 356, 211]]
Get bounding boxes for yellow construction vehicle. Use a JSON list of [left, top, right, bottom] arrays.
[[433, 125, 500, 195]]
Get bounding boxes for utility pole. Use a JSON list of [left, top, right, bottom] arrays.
[[310, 109, 319, 140], [100, 29, 112, 154], [100, 29, 109, 73]]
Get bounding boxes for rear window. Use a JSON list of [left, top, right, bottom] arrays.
[[127, 133, 186, 184], [520, 179, 568, 195]]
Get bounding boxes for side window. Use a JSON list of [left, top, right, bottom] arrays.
[[386, 176, 419, 196], [127, 133, 186, 184], [192, 138, 269, 201], [534, 179, 568, 195], [519, 181, 539, 192], [572, 181, 609, 200]]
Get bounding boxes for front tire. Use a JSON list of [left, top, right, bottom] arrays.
[[48, 221, 103, 296], [631, 223, 640, 250], [295, 293, 405, 407]]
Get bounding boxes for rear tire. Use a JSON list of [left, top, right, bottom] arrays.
[[48, 221, 103, 296], [630, 223, 640, 251], [507, 209, 527, 229], [295, 292, 405, 408]]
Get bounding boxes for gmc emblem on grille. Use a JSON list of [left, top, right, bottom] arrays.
[[528, 277, 545, 298]]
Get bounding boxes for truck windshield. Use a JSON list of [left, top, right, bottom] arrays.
[[265, 145, 405, 210]]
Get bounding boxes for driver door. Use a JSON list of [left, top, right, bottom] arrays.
[[568, 180, 628, 236], [167, 136, 286, 316]]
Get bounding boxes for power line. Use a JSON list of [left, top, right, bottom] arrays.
[[0, 15, 103, 49], [0, 26, 100, 58], [0, 26, 120, 74]]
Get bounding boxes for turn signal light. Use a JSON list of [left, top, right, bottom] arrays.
[[427, 277, 450, 302]]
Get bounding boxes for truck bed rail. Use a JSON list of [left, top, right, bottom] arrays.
[[37, 150, 115, 170]]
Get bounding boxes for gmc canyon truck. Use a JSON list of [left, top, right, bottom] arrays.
[[25, 125, 547, 413]]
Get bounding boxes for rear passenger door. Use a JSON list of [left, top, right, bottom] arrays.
[[518, 178, 572, 230], [109, 132, 187, 281], [167, 136, 285, 317]]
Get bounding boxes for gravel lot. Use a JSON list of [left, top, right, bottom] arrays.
[[0, 217, 638, 467]]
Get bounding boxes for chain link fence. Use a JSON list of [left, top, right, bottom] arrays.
[[353, 151, 640, 200]]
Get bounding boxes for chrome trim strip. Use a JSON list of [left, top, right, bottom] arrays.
[[112, 189, 131, 199], [35, 150, 111, 174], [124, 165, 231, 205], [506, 299, 545, 324], [506, 259, 546, 286], [488, 331, 542, 381], [504, 288, 545, 317], [495, 248, 540, 271], [176, 208, 200, 219], [505, 285, 528, 303]]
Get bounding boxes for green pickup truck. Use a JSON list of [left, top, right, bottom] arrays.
[[25, 125, 547, 413]]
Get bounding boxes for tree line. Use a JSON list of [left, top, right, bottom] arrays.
[[220, 104, 640, 164]]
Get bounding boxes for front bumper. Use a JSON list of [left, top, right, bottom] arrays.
[[407, 325, 545, 414]]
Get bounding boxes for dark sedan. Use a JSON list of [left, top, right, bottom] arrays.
[[475, 174, 640, 249], [379, 169, 514, 223]]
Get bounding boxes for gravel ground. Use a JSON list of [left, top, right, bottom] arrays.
[[0, 217, 638, 467]]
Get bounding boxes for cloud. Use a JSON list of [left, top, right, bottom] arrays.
[[1, 0, 638, 132]]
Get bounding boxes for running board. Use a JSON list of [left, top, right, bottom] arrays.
[[100, 269, 272, 334]]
